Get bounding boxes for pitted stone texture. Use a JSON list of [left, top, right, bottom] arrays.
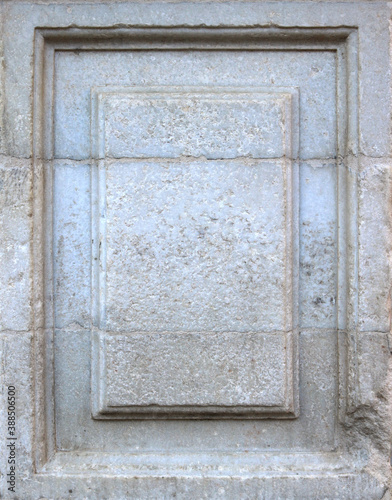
[[0, 158, 32, 331], [0, 3, 3, 156], [102, 159, 293, 332], [55, 50, 335, 160], [358, 160, 392, 332], [357, 332, 390, 407], [0, 332, 34, 484], [96, 331, 293, 416], [16, 475, 391, 500], [0, 157, 30, 207], [3, 2, 390, 158], [97, 89, 295, 159], [1, 3, 391, 498]]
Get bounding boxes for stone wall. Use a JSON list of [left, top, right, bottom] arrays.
[[0, 1, 391, 498]]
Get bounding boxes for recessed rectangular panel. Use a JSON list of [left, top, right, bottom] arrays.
[[91, 87, 298, 418]]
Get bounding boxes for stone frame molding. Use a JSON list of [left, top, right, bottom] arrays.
[[34, 23, 359, 473]]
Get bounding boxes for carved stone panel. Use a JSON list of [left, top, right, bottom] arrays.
[[1, 3, 391, 499], [90, 87, 298, 418]]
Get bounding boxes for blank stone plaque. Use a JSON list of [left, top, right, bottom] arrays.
[[91, 87, 298, 418]]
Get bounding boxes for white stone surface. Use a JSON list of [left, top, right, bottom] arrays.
[[55, 329, 334, 452], [358, 159, 392, 332], [55, 50, 332, 160], [299, 161, 337, 328]]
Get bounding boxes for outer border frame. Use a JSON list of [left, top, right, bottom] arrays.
[[31, 26, 359, 478]]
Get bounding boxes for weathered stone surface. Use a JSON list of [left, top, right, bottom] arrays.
[[55, 329, 334, 452], [95, 331, 294, 417], [299, 161, 337, 328], [53, 161, 91, 329], [97, 89, 296, 159], [54, 49, 332, 160], [102, 159, 293, 332], [0, 158, 32, 331], [358, 159, 392, 333], [357, 332, 390, 407], [1, 1, 391, 499], [0, 332, 34, 481]]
